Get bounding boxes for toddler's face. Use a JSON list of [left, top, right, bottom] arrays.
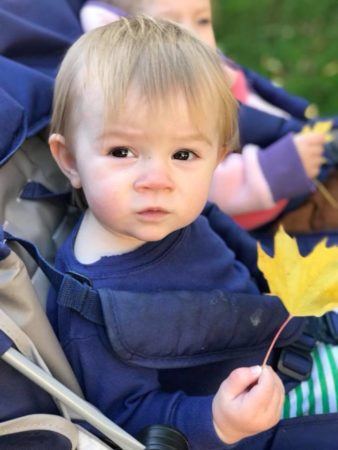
[[71, 87, 221, 248], [144, 0, 216, 49]]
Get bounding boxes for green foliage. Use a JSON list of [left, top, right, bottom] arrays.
[[213, 0, 338, 115]]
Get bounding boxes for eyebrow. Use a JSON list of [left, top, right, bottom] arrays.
[[172, 132, 213, 146], [98, 127, 145, 140], [99, 129, 213, 145]]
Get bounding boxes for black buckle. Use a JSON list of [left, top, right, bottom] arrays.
[[324, 312, 338, 343], [290, 332, 316, 353], [277, 348, 313, 382]]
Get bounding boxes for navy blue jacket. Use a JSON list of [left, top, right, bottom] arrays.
[[47, 204, 314, 450], [238, 66, 338, 147]]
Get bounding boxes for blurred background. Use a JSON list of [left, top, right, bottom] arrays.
[[213, 0, 338, 115]]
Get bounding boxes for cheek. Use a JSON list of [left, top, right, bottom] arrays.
[[80, 171, 124, 213], [84, 185, 125, 227], [196, 26, 216, 49], [205, 30, 217, 49], [184, 167, 214, 202]]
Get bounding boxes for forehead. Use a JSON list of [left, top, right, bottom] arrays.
[[78, 85, 217, 143], [144, 0, 211, 15]]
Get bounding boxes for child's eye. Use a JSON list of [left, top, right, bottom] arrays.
[[172, 150, 196, 161], [197, 17, 211, 26], [108, 146, 134, 158]]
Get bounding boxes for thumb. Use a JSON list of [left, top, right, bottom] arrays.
[[222, 366, 262, 399]]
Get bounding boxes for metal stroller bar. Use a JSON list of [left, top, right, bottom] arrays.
[[1, 347, 145, 450]]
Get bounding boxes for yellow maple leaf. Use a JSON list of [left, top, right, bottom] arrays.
[[301, 120, 333, 143], [257, 227, 338, 316]]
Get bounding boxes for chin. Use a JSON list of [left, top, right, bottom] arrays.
[[135, 227, 176, 243]]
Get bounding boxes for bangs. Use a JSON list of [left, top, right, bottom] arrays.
[[52, 16, 238, 151]]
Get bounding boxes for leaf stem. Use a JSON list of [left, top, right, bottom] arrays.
[[262, 314, 293, 367]]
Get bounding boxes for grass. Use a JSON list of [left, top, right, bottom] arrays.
[[213, 0, 338, 116]]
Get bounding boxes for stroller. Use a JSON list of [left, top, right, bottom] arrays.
[[0, 1, 189, 448], [1, 2, 338, 450], [0, 135, 189, 450]]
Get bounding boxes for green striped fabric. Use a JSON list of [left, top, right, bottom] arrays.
[[282, 343, 338, 418]]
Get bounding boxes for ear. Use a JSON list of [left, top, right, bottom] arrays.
[[49, 134, 82, 188]]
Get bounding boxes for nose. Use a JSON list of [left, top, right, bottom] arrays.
[[134, 159, 174, 192]]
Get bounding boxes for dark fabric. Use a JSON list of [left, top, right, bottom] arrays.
[[46, 204, 309, 450], [0, 430, 72, 450], [257, 228, 338, 257], [0, 231, 61, 425], [0, 226, 10, 260], [57, 275, 102, 324], [235, 413, 338, 450], [0, 359, 58, 422], [4, 229, 66, 291], [238, 104, 338, 149], [98, 288, 303, 369], [0, 0, 85, 166], [5, 216, 338, 450], [20, 181, 71, 203], [0, 330, 12, 356], [242, 67, 309, 119], [48, 206, 263, 330], [238, 104, 305, 148]]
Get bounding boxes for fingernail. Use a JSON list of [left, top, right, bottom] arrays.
[[251, 365, 262, 377]]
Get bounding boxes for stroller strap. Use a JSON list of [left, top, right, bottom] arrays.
[[4, 230, 66, 291], [3, 229, 103, 324], [20, 181, 71, 203]]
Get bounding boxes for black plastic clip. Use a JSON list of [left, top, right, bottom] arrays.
[[277, 347, 313, 382]]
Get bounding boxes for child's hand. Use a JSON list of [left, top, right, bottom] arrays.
[[212, 366, 284, 445], [294, 132, 326, 179]]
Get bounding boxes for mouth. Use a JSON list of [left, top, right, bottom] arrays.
[[137, 207, 170, 221]]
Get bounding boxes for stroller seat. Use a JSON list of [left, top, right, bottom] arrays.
[[0, 131, 187, 449]]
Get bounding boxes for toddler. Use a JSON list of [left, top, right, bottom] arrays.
[[48, 16, 338, 450], [80, 0, 334, 231]]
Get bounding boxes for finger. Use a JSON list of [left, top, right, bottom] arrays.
[[222, 366, 262, 400], [302, 131, 327, 144], [268, 372, 285, 416], [307, 146, 326, 157], [246, 366, 276, 406], [254, 369, 284, 418], [269, 375, 285, 413]]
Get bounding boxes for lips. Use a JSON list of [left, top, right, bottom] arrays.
[[137, 207, 169, 221]]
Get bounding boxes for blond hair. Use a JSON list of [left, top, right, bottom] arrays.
[[51, 15, 237, 152]]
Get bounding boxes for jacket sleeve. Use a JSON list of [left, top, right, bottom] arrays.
[[242, 66, 310, 119], [208, 134, 314, 216], [202, 203, 262, 278], [238, 103, 306, 148]]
